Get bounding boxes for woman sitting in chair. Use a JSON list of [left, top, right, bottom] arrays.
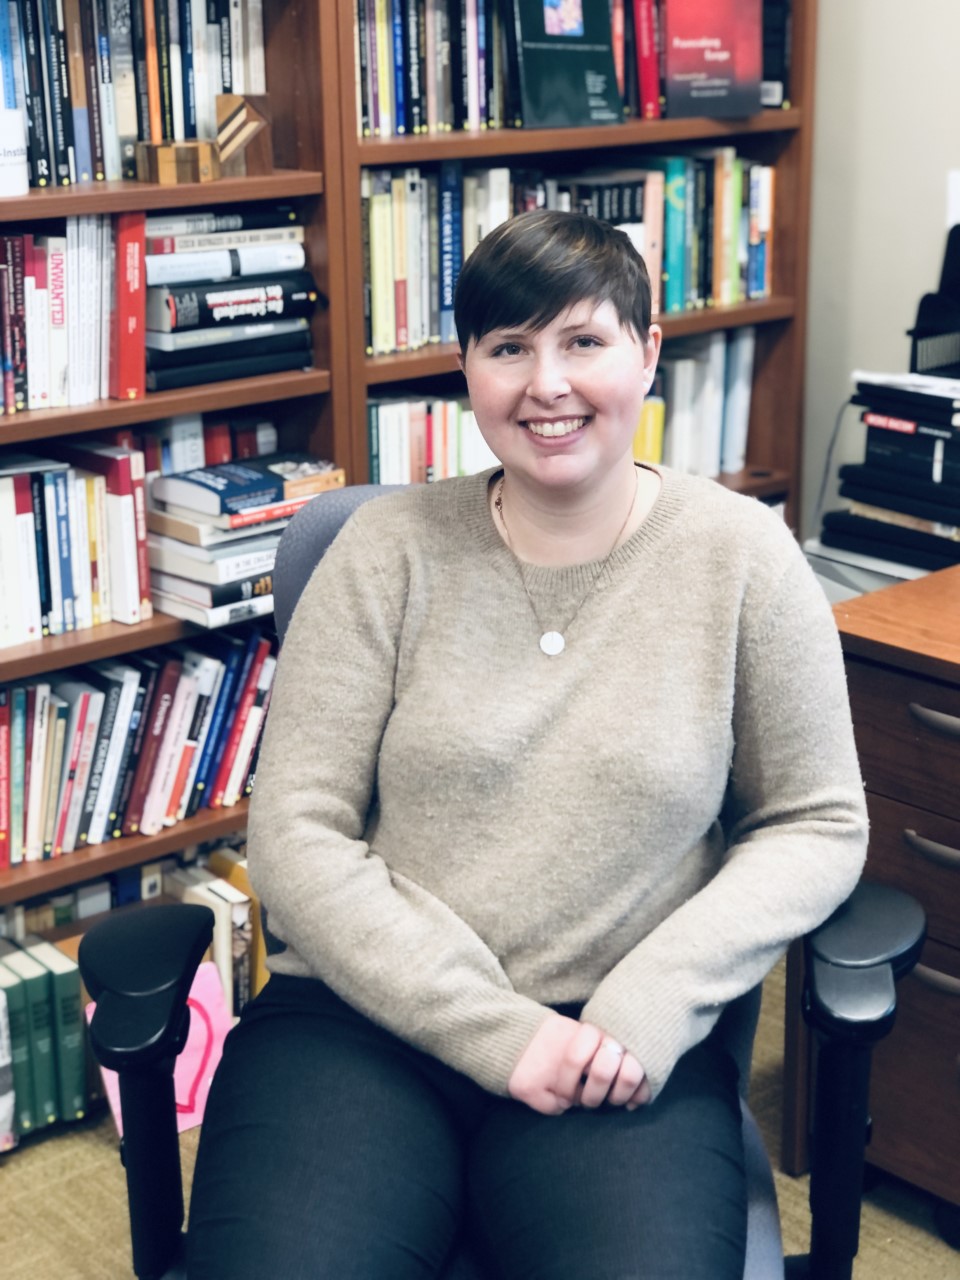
[[187, 210, 868, 1279]]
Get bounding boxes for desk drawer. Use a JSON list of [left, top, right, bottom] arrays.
[[867, 939, 960, 1206], [847, 660, 960, 820], [866, 793, 960, 951]]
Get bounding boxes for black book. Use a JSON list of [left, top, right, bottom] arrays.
[[154, 0, 174, 140], [145, 346, 313, 391], [145, 270, 320, 332], [151, 570, 275, 608], [79, 0, 106, 179], [29, 472, 53, 635], [508, 0, 622, 129], [864, 427, 960, 487], [178, 0, 197, 138], [18, 0, 55, 186], [838, 480, 960, 528], [112, 654, 161, 833], [819, 528, 958, 575], [403, 0, 423, 134], [859, 405, 960, 445], [145, 328, 311, 371], [496, 0, 523, 127], [130, 0, 152, 141], [73, 667, 124, 847], [39, 0, 77, 185], [838, 463, 960, 510], [821, 510, 960, 567], [214, 0, 231, 93], [853, 386, 960, 428]]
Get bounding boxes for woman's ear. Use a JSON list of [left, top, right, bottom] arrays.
[[642, 325, 662, 393]]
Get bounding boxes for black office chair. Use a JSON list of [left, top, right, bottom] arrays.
[[79, 485, 927, 1280]]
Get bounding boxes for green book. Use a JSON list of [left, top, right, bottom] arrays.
[[21, 937, 86, 1122], [0, 942, 58, 1127], [0, 964, 34, 1137]]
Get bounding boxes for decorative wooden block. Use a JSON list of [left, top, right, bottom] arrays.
[[135, 141, 222, 185], [216, 94, 274, 177]]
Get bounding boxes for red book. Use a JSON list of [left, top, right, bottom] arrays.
[[204, 419, 233, 465], [0, 258, 16, 415], [663, 0, 761, 119], [1, 235, 27, 412], [861, 411, 926, 436], [122, 654, 183, 836], [109, 211, 146, 401], [52, 690, 90, 857], [208, 636, 271, 809], [0, 689, 10, 869], [632, 0, 662, 120]]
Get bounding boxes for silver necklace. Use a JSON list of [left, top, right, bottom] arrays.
[[494, 471, 638, 657]]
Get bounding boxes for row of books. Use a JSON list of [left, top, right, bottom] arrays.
[[0, 0, 267, 189], [368, 325, 756, 487], [813, 370, 960, 574], [0, 836, 264, 1148], [352, 0, 790, 137], [0, 623, 278, 871], [362, 150, 775, 356], [0, 205, 319, 411], [0, 416, 284, 648]]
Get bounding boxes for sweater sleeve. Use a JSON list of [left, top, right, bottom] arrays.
[[246, 511, 550, 1094], [581, 543, 869, 1099]]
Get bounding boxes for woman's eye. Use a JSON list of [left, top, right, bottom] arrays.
[[573, 335, 600, 349], [491, 342, 523, 357]]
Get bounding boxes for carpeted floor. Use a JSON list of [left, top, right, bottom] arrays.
[[1, 960, 957, 1278]]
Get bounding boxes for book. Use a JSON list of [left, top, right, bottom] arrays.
[[663, 0, 762, 119], [183, 633, 249, 817], [145, 241, 307, 287], [111, 652, 161, 836], [151, 588, 275, 628], [157, 488, 333, 530], [120, 649, 183, 835], [221, 652, 274, 807], [144, 314, 309, 352], [720, 325, 755, 473], [109, 210, 147, 400], [146, 504, 292, 547], [508, 0, 622, 128], [144, 344, 312, 391], [151, 567, 273, 607], [206, 841, 267, 997], [0, 985, 16, 1149], [143, 205, 299, 237], [0, 962, 34, 1135], [168, 645, 224, 823], [208, 630, 271, 807], [837, 463, 960, 511], [852, 370, 960, 425], [82, 660, 141, 846], [49, 678, 104, 854], [0, 940, 57, 1126], [138, 660, 199, 835], [145, 269, 319, 332], [19, 936, 85, 1121], [821, 510, 960, 571], [150, 452, 344, 516]]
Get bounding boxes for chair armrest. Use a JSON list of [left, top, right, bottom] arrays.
[[79, 903, 215, 1072], [803, 881, 926, 1042]]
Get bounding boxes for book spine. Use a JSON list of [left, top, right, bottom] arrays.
[[0, 971, 34, 1131], [178, 0, 196, 137], [141, 0, 163, 139], [9, 688, 26, 863], [121, 657, 181, 834], [30, 474, 51, 636], [0, 690, 9, 870], [112, 664, 156, 832], [52, 470, 75, 632], [22, 966, 59, 1124], [41, 0, 76, 184], [47, 961, 85, 1119], [109, 211, 146, 400], [62, 0, 91, 182], [19, 0, 54, 185], [92, 0, 120, 178], [154, 0, 173, 138], [0, 261, 14, 414], [13, 473, 42, 642], [75, 681, 120, 846], [149, 270, 318, 332], [206, 633, 264, 807], [439, 159, 460, 343], [2, 234, 26, 412], [184, 640, 243, 815]]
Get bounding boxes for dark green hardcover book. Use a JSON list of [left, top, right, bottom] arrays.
[[0, 961, 35, 1136], [21, 937, 86, 1122], [0, 941, 58, 1126]]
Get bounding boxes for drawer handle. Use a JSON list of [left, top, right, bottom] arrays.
[[903, 829, 960, 870], [908, 702, 960, 739], [913, 965, 960, 997]]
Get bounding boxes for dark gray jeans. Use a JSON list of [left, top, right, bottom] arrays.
[[187, 975, 747, 1279]]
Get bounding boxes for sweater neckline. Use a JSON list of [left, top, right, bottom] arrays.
[[457, 465, 689, 592]]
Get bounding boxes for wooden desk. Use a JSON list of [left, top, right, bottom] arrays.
[[782, 567, 960, 1209]]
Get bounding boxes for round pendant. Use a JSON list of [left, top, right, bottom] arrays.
[[540, 631, 565, 657]]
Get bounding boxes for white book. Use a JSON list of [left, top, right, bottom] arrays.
[[188, 0, 210, 139], [23, 247, 48, 409], [12, 476, 42, 644], [85, 472, 111, 626], [168, 0, 185, 141], [24, 683, 51, 862], [163, 866, 246, 1008], [222, 654, 273, 807], [151, 589, 275, 629], [404, 168, 423, 349], [0, 477, 24, 649], [100, 484, 141, 626], [228, 0, 245, 93], [99, 217, 116, 399], [144, 242, 306, 286], [243, 0, 265, 93], [84, 662, 141, 847], [660, 357, 699, 476], [82, 214, 102, 406], [68, 471, 93, 632], [40, 236, 69, 408], [147, 533, 279, 585], [65, 219, 82, 406], [486, 166, 511, 234], [206, 20, 223, 110], [445, 401, 459, 480], [144, 315, 308, 352], [175, 650, 226, 821], [139, 669, 200, 836], [108, 0, 139, 175], [720, 327, 756, 474]]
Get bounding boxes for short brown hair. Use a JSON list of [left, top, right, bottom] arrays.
[[454, 209, 652, 354]]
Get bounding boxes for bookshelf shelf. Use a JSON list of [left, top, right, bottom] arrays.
[[362, 299, 798, 387], [356, 109, 804, 166], [0, 170, 325, 223], [0, 800, 251, 906], [0, 370, 332, 444]]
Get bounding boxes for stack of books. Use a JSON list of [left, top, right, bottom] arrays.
[[144, 208, 319, 392], [814, 370, 960, 574], [147, 451, 345, 627]]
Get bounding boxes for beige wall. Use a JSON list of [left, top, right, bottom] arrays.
[[801, 1, 960, 538]]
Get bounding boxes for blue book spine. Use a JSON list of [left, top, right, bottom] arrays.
[[649, 157, 687, 314], [53, 469, 75, 632], [0, 0, 17, 108], [178, 0, 196, 138], [391, 0, 406, 134], [185, 638, 245, 815], [439, 159, 461, 345], [204, 628, 261, 796]]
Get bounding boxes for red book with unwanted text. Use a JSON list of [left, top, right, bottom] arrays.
[[109, 211, 146, 401]]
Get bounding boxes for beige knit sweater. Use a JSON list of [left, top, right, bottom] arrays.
[[247, 466, 868, 1099]]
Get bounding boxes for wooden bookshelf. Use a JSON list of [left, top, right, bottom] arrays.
[[333, 0, 819, 520], [0, 1, 348, 913]]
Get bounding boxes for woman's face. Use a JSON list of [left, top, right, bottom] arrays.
[[461, 299, 661, 497]]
